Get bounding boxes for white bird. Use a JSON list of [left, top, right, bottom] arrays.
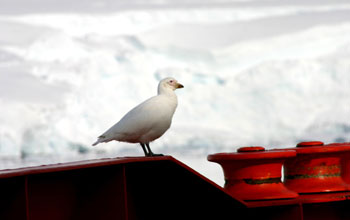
[[92, 77, 184, 156]]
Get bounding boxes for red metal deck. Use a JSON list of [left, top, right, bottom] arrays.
[[1, 153, 350, 220], [0, 156, 245, 220]]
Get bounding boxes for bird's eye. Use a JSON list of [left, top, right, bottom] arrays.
[[169, 80, 174, 83]]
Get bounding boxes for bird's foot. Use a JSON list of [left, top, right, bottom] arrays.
[[141, 143, 164, 157], [147, 152, 164, 157]]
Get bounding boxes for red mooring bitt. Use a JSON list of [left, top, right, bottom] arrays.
[[283, 141, 350, 194], [207, 146, 299, 201], [331, 142, 350, 189]]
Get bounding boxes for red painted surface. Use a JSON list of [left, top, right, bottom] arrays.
[[208, 146, 299, 201], [296, 141, 324, 147], [0, 156, 246, 220], [207, 142, 350, 220], [329, 142, 350, 187], [237, 146, 265, 152], [2, 142, 350, 219], [284, 141, 350, 194]]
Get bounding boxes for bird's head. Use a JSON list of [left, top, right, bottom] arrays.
[[158, 77, 184, 94]]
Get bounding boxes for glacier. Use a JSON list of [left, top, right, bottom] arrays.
[[0, 0, 350, 184]]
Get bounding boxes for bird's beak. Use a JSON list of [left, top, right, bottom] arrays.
[[176, 82, 184, 89]]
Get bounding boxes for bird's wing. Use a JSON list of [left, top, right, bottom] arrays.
[[99, 96, 166, 142]]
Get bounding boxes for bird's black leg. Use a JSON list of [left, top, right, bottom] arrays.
[[140, 143, 149, 156], [145, 143, 163, 157]]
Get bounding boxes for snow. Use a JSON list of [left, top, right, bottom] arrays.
[[1, 0, 350, 185]]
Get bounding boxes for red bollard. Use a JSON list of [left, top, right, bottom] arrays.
[[328, 142, 350, 189], [284, 141, 350, 194], [208, 146, 298, 201]]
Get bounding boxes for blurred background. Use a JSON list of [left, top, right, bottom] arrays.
[[0, 0, 350, 184]]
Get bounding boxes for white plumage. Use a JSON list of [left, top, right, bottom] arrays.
[[92, 77, 184, 156]]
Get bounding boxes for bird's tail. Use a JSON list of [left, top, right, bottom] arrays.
[[92, 140, 100, 146], [92, 135, 106, 146]]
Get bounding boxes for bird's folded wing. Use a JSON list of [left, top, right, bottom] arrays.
[[100, 98, 160, 140]]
